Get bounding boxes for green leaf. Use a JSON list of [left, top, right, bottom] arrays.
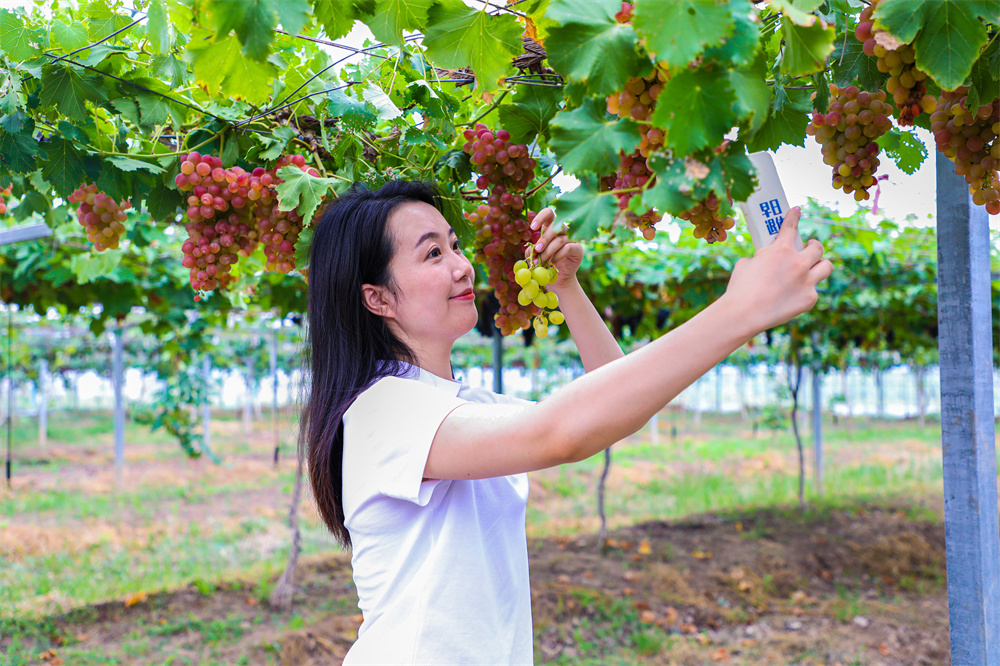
[[830, 32, 888, 91], [552, 175, 617, 241], [327, 89, 377, 131], [717, 144, 757, 202], [548, 99, 640, 175], [876, 128, 928, 175], [703, 0, 761, 67], [633, 0, 735, 68], [496, 83, 563, 144], [41, 137, 97, 198], [255, 126, 298, 162], [746, 87, 811, 152], [423, 0, 522, 93], [134, 92, 172, 127], [650, 66, 737, 156], [767, 0, 823, 26], [641, 155, 699, 216], [209, 0, 277, 61], [70, 250, 126, 284], [0, 127, 39, 173], [40, 64, 108, 119], [57, 120, 90, 145], [84, 0, 132, 42], [0, 9, 42, 61], [146, 0, 170, 54], [779, 15, 836, 77], [294, 225, 314, 269], [190, 34, 277, 105], [274, 166, 342, 227], [729, 54, 770, 134], [366, 0, 433, 46], [50, 19, 90, 53], [311, 0, 375, 40], [111, 97, 141, 126], [146, 181, 184, 220], [107, 156, 166, 174], [273, 0, 311, 35], [361, 82, 403, 121], [544, 0, 649, 98], [962, 34, 999, 112], [874, 0, 995, 91]]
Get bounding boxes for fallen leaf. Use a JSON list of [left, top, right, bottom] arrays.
[[582, 571, 594, 579], [605, 538, 619, 549], [640, 610, 656, 624], [692, 549, 713, 560], [244, 598, 259, 606], [623, 570, 640, 582], [710, 646, 729, 661], [638, 539, 652, 555], [664, 607, 678, 623], [735, 521, 743, 532], [878, 643, 891, 656], [681, 623, 698, 634], [124, 591, 147, 607], [557, 574, 570, 584], [741, 638, 758, 647], [73, 634, 89, 642], [634, 600, 651, 611], [622, 587, 635, 596], [619, 541, 635, 551]]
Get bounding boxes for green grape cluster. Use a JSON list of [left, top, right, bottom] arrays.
[[513, 259, 563, 338]]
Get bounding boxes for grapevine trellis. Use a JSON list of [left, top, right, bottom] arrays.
[[1, 0, 998, 660]]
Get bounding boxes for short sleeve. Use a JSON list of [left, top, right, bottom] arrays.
[[344, 376, 467, 505]]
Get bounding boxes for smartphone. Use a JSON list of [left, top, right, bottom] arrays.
[[737, 152, 805, 252]]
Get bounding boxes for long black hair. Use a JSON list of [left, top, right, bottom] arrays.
[[303, 180, 443, 547]]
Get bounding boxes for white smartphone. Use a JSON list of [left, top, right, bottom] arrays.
[[737, 151, 805, 252]]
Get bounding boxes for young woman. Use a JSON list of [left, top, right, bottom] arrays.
[[304, 180, 831, 664]]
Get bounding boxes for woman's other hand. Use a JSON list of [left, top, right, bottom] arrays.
[[528, 208, 584, 291], [722, 206, 833, 333]]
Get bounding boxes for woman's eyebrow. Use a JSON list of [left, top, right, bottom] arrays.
[[414, 228, 457, 248]]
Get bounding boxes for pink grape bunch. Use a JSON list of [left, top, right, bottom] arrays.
[[610, 151, 661, 240], [806, 84, 893, 202], [932, 89, 1000, 215], [68, 184, 131, 251], [461, 122, 562, 336], [0, 185, 11, 215], [174, 152, 318, 298]]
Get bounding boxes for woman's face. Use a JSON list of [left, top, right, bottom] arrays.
[[376, 201, 478, 346]]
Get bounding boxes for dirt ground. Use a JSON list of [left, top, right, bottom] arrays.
[[8, 505, 949, 665]]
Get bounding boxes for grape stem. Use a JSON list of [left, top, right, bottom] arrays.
[[458, 89, 512, 129], [527, 167, 562, 196]]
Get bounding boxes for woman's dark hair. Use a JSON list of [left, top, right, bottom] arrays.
[[303, 180, 443, 547]]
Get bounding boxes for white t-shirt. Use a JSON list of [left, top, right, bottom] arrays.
[[341, 363, 534, 665]]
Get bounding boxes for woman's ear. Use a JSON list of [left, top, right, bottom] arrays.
[[361, 284, 393, 318]]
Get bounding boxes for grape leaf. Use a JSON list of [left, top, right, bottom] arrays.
[[497, 83, 562, 144], [874, 0, 995, 91], [0, 9, 42, 61], [41, 136, 99, 198], [135, 92, 172, 127], [544, 0, 649, 98], [40, 64, 108, 120], [190, 35, 277, 105], [361, 82, 403, 121], [963, 36, 999, 113], [70, 250, 127, 284], [779, 16, 836, 77], [0, 126, 38, 173], [767, 0, 823, 26], [548, 99, 640, 176], [146, 0, 170, 54], [84, 0, 133, 42], [311, 0, 376, 41], [151, 54, 185, 88], [254, 126, 297, 161], [111, 97, 141, 126], [552, 175, 617, 241], [366, 0, 433, 47], [729, 53, 770, 134], [876, 128, 927, 175], [745, 87, 811, 152], [327, 89, 377, 131], [717, 144, 757, 202], [146, 181, 184, 220], [522, 0, 555, 44], [423, 0, 522, 93], [294, 225, 314, 269], [650, 67, 737, 156], [208, 0, 277, 61], [632, 0, 735, 68], [107, 156, 166, 174], [50, 19, 90, 53], [274, 166, 344, 227], [830, 32, 887, 91], [642, 155, 699, 216], [273, 0, 310, 35], [703, 0, 761, 68]]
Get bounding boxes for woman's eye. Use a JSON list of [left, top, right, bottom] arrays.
[[453, 241, 461, 250], [428, 247, 440, 258]]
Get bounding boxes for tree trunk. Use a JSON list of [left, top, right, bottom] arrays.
[[787, 356, 806, 511], [597, 447, 612, 546], [270, 437, 305, 612], [692, 378, 702, 428], [875, 369, 885, 419], [739, 367, 749, 423], [842, 367, 853, 420]]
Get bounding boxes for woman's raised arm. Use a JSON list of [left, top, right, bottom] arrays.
[[425, 207, 832, 481]]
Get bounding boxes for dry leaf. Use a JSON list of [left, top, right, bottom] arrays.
[[622, 587, 635, 596], [638, 540, 652, 555], [710, 647, 729, 661], [664, 607, 679, 623], [878, 643, 892, 656], [692, 549, 713, 560], [124, 591, 147, 607], [623, 570, 640, 582], [640, 610, 657, 624]]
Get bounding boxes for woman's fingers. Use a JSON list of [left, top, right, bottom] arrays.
[[537, 234, 568, 264], [530, 207, 555, 232], [803, 238, 825, 266], [810, 258, 834, 283]]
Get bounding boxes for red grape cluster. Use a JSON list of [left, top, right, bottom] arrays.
[[462, 123, 559, 336], [932, 89, 1000, 215], [174, 152, 317, 297], [614, 1, 633, 23], [677, 193, 734, 244], [855, 0, 935, 126], [0, 185, 11, 215], [807, 84, 893, 202], [68, 184, 131, 251], [607, 151, 660, 240]]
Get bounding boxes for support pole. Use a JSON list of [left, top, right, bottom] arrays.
[[38, 359, 48, 448], [201, 356, 211, 454], [715, 364, 723, 413], [271, 332, 279, 466], [812, 366, 823, 496], [112, 329, 125, 492], [243, 356, 253, 436], [936, 150, 999, 665], [492, 325, 503, 394], [5, 308, 13, 488]]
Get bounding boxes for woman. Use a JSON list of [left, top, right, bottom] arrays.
[[304, 180, 831, 664]]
